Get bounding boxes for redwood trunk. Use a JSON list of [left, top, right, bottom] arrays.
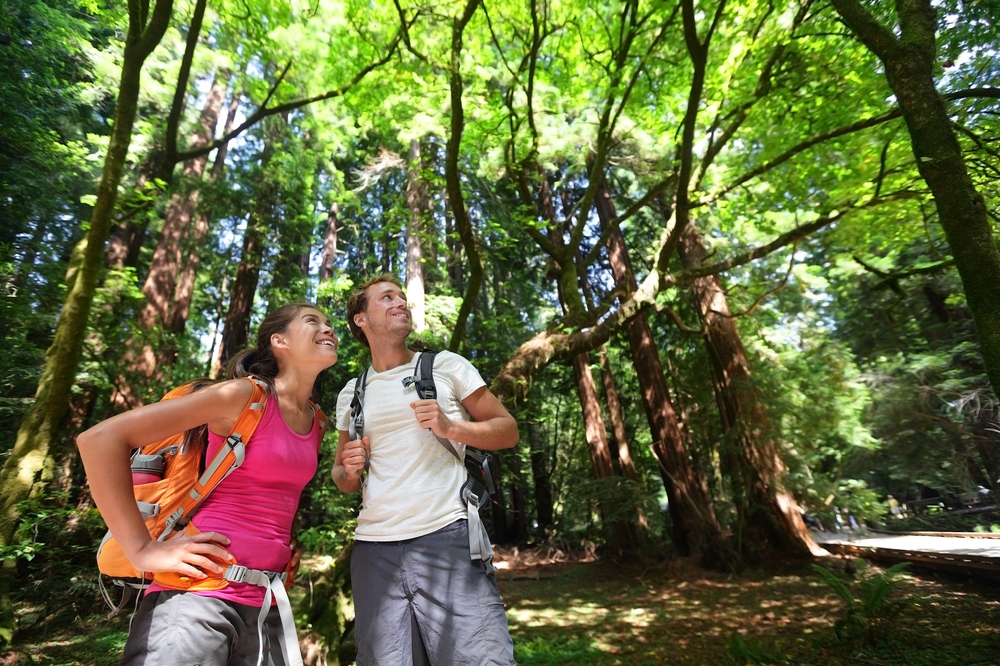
[[598, 347, 649, 535], [164, 79, 238, 335], [678, 224, 819, 557], [594, 176, 723, 559], [138, 72, 225, 332], [220, 219, 265, 366], [405, 139, 428, 333], [572, 353, 637, 554], [319, 202, 341, 282], [597, 346, 637, 478], [528, 421, 554, 537], [219, 137, 275, 365]]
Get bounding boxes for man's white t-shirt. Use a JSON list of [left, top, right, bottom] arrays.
[[336, 350, 486, 541]]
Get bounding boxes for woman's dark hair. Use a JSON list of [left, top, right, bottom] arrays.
[[177, 305, 325, 458], [225, 303, 324, 389]]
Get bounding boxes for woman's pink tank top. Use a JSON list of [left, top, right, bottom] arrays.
[[147, 395, 319, 606]]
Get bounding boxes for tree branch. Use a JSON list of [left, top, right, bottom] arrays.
[[829, 0, 903, 63], [447, 0, 483, 352], [163, 0, 207, 167], [699, 109, 903, 206], [173, 31, 401, 163]]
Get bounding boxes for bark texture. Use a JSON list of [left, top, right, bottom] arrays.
[[598, 347, 649, 535], [572, 353, 638, 555], [594, 175, 725, 560], [405, 139, 428, 333], [678, 224, 821, 557], [319, 202, 341, 282], [219, 138, 276, 366], [164, 80, 239, 335]]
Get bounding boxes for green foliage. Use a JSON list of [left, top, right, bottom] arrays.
[[810, 561, 913, 647], [6, 0, 1000, 637], [513, 634, 605, 665], [6, 491, 109, 630]]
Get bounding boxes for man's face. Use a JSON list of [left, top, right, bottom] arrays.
[[356, 281, 412, 343]]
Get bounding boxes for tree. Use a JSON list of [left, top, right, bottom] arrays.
[[0, 0, 175, 644], [678, 223, 821, 557], [830, 0, 1000, 395]]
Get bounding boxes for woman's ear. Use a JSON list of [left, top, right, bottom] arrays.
[[271, 332, 289, 350]]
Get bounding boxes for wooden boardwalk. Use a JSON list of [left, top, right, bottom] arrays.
[[814, 529, 1000, 576]]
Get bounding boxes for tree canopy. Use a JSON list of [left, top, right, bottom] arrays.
[[1, 0, 998, 654]]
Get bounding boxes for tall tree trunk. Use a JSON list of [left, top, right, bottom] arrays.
[[219, 139, 276, 366], [220, 220, 265, 367], [597, 346, 637, 478], [597, 347, 649, 535], [319, 202, 341, 282], [445, 205, 463, 294], [405, 139, 429, 333], [444, 0, 483, 352], [530, 167, 638, 555], [123, 72, 225, 386], [571, 353, 638, 556], [528, 422, 554, 538], [678, 224, 821, 557], [594, 175, 725, 560], [831, 0, 1000, 397], [164, 78, 238, 335], [138, 73, 223, 332], [0, 0, 175, 645]]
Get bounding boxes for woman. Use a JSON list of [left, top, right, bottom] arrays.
[[78, 303, 338, 666]]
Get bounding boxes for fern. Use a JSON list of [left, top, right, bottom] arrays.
[[810, 561, 913, 646]]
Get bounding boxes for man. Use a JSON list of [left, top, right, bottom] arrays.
[[332, 274, 518, 665]]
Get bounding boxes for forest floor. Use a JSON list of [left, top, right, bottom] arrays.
[[4, 547, 1000, 666]]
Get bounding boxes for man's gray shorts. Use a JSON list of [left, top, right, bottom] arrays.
[[120, 590, 287, 666], [351, 519, 515, 665]]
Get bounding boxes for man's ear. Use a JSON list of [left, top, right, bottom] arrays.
[[353, 312, 367, 331]]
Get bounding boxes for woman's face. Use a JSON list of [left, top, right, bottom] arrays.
[[273, 307, 338, 370]]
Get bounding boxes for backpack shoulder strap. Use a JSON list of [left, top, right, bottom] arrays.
[[414, 350, 464, 463], [349, 367, 371, 441], [413, 350, 437, 400], [161, 376, 269, 537], [310, 401, 328, 450]]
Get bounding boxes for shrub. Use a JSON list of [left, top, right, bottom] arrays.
[[811, 561, 913, 646]]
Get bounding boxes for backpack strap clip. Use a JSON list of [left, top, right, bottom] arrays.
[[223, 565, 301, 666]]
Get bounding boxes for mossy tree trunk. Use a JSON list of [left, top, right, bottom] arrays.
[[832, 0, 1000, 397], [0, 0, 175, 645]]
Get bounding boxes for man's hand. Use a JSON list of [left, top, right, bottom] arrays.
[[411, 398, 453, 439], [129, 531, 233, 579], [341, 436, 370, 480]]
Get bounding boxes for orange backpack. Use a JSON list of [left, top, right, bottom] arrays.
[[96, 376, 327, 610]]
